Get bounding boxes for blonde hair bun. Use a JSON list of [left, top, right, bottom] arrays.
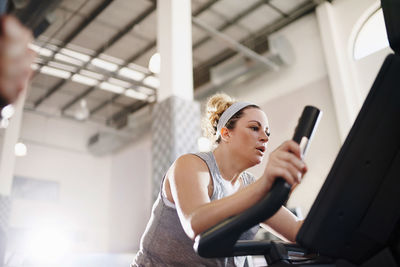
[[203, 93, 236, 140]]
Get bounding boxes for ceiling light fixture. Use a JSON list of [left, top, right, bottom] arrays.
[[1, 104, 15, 119], [91, 58, 118, 72], [99, 82, 124, 94], [60, 48, 91, 62], [148, 52, 160, 74], [143, 76, 160, 88], [125, 89, 148, 100], [29, 43, 54, 57], [54, 53, 84, 66], [74, 99, 90, 121], [40, 66, 71, 79], [48, 61, 77, 72], [108, 77, 131, 88], [80, 69, 104, 80], [118, 67, 145, 81], [15, 142, 27, 157], [72, 74, 99, 86]]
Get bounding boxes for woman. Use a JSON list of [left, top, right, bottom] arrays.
[[132, 93, 307, 266]]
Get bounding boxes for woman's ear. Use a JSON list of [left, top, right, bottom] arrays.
[[220, 127, 230, 142]]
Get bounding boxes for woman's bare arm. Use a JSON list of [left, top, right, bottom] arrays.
[[261, 206, 303, 242], [167, 154, 271, 240], [167, 140, 306, 240]]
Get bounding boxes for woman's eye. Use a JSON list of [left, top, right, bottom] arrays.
[[251, 126, 259, 131], [266, 131, 271, 137]]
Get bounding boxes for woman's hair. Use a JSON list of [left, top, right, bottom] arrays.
[[203, 93, 259, 143]]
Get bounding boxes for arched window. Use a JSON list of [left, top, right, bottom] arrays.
[[353, 8, 389, 60]]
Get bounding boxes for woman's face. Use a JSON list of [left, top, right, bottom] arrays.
[[226, 108, 270, 166]]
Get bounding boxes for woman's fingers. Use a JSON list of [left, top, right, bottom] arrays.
[[266, 140, 308, 187]]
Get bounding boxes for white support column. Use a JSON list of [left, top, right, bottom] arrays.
[[152, 0, 200, 201], [0, 89, 26, 195], [157, 0, 194, 101], [316, 2, 361, 142]]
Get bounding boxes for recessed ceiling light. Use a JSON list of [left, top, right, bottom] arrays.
[[48, 61, 77, 72], [60, 48, 91, 62], [55, 53, 84, 66], [99, 82, 124, 94], [80, 70, 104, 80], [118, 67, 145, 81], [29, 43, 54, 57], [143, 76, 160, 88], [125, 89, 148, 100], [91, 58, 118, 72], [40, 66, 71, 79], [72, 74, 99, 86], [108, 77, 131, 88]]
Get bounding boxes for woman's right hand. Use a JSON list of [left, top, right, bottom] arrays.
[[262, 140, 307, 191]]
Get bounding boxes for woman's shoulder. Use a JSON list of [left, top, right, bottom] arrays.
[[174, 153, 209, 172]]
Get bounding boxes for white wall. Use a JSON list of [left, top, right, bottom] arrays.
[[247, 78, 340, 215], [224, 13, 341, 215], [109, 133, 152, 253], [12, 112, 112, 253]]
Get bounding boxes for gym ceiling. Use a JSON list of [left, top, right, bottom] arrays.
[[26, 0, 328, 128]]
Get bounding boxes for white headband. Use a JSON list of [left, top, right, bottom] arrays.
[[216, 102, 254, 138]]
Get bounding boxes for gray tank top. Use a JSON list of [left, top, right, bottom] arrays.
[[132, 151, 259, 267]]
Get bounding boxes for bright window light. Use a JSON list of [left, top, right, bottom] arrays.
[[55, 53, 84, 66], [1, 104, 15, 119], [108, 77, 131, 88], [143, 76, 160, 88], [99, 82, 124, 94], [15, 142, 27, 157], [72, 74, 99, 86], [148, 52, 160, 74], [25, 226, 72, 264], [125, 89, 148, 100], [198, 137, 211, 152], [40, 66, 71, 79], [60, 48, 91, 62], [118, 67, 145, 81], [80, 69, 104, 80], [353, 8, 390, 60], [91, 58, 118, 72]]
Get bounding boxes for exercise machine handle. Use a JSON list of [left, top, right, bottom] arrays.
[[194, 105, 322, 258]]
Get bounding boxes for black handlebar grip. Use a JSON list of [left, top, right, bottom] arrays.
[[195, 106, 322, 258]]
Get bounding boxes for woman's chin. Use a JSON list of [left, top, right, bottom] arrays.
[[251, 155, 263, 166]]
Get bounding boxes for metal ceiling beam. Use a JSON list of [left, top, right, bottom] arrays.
[[34, 0, 114, 76], [34, 3, 156, 109], [192, 17, 279, 70], [193, 0, 319, 88], [193, 0, 266, 50]]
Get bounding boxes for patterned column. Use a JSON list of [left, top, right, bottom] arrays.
[[0, 195, 10, 267], [151, 95, 201, 201]]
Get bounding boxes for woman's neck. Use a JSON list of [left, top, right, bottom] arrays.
[[212, 144, 247, 185]]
